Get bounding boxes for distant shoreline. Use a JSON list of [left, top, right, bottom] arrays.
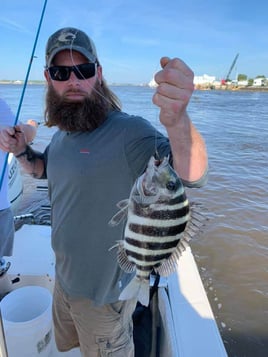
[[1, 80, 268, 92], [195, 85, 268, 92], [0, 80, 146, 87], [0, 80, 45, 85]]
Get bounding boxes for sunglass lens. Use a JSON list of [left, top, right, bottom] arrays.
[[49, 66, 70, 81], [74, 64, 96, 79]]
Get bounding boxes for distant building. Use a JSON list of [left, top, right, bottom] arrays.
[[237, 80, 248, 86], [253, 78, 266, 86], [194, 74, 216, 85]]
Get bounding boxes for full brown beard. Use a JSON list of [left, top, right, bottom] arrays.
[[45, 82, 110, 132]]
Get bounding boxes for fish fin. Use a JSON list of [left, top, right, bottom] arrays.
[[184, 202, 208, 240], [117, 241, 136, 273], [116, 199, 129, 209], [119, 276, 150, 307], [155, 203, 208, 277], [154, 244, 184, 277], [108, 201, 129, 226]]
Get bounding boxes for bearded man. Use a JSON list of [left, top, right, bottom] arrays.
[[0, 27, 208, 356]]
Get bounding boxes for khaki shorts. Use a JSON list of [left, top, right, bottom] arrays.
[[53, 280, 137, 357]]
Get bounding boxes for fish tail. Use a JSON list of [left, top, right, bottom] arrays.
[[119, 276, 150, 306]]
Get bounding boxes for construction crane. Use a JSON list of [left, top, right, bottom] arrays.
[[221, 53, 239, 85]]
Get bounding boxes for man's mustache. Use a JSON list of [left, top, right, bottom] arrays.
[[63, 89, 89, 96]]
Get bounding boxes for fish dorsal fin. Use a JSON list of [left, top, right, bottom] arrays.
[[184, 202, 208, 240], [155, 203, 207, 277], [154, 236, 188, 276], [109, 199, 129, 226]]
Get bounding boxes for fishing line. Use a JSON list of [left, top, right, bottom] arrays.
[[150, 62, 162, 160], [0, 0, 48, 191]]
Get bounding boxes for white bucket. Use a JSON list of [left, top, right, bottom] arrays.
[[0, 286, 53, 357]]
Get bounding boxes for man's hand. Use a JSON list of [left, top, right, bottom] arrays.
[[0, 125, 27, 156], [153, 57, 194, 128]]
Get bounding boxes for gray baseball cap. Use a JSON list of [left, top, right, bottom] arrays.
[[45, 27, 98, 67]]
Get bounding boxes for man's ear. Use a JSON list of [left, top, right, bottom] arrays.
[[44, 69, 51, 83], [97, 65, 103, 85]]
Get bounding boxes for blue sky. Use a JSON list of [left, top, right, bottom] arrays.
[[0, 0, 267, 84]]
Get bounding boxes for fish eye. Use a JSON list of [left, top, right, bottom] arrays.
[[166, 181, 177, 191]]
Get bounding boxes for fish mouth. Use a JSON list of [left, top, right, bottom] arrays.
[[137, 175, 157, 197], [133, 155, 173, 204], [138, 156, 169, 197], [132, 175, 159, 205]]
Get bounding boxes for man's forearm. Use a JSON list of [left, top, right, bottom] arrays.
[[15, 145, 45, 179], [166, 113, 208, 183]]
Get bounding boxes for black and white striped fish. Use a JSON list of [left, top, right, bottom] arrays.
[[109, 156, 203, 306]]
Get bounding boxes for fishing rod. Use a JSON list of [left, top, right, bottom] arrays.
[[0, 0, 48, 191]]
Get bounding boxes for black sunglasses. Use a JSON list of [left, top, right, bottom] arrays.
[[48, 63, 96, 81]]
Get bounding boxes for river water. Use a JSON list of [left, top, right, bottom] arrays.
[[1, 84, 268, 357]]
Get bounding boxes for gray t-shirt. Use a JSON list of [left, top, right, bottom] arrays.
[[44, 110, 205, 305]]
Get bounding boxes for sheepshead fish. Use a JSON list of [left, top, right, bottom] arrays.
[[109, 156, 203, 306]]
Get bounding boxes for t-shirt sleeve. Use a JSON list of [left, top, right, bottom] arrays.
[[123, 114, 208, 188], [123, 115, 171, 178]]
